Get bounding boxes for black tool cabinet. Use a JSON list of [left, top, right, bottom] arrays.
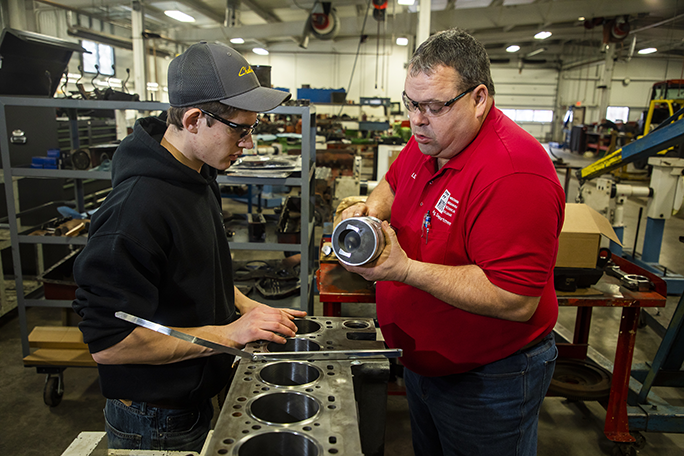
[[0, 96, 317, 405]]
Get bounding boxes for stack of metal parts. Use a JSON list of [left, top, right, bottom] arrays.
[[206, 316, 390, 456]]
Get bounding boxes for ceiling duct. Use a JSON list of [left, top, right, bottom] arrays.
[[299, 1, 339, 48]]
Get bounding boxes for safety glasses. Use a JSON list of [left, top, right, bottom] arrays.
[[200, 109, 259, 138], [402, 84, 482, 117]]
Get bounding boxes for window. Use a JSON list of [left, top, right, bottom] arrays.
[[606, 106, 629, 123], [82, 40, 115, 76], [501, 109, 554, 123], [533, 110, 553, 123]]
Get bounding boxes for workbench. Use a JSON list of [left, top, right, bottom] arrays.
[[315, 254, 668, 451]]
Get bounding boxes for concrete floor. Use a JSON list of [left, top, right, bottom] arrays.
[[2, 146, 684, 455]]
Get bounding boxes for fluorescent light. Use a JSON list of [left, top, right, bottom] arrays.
[[534, 31, 552, 40], [506, 45, 520, 53], [396, 37, 409, 46], [638, 47, 657, 55], [164, 10, 195, 23], [230, 37, 245, 44], [526, 48, 546, 57], [398, 0, 415, 5], [253, 47, 269, 55]]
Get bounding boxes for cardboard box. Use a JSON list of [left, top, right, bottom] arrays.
[[556, 204, 621, 269]]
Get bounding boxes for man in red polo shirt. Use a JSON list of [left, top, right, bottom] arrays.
[[341, 28, 564, 456]]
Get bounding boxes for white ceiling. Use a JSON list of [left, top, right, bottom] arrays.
[[36, 0, 684, 65]]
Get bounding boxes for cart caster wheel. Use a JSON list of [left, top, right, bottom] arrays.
[[44, 374, 64, 407], [631, 431, 646, 449], [611, 442, 637, 456]]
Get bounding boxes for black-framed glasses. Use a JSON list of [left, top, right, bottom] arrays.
[[402, 84, 482, 117], [200, 109, 259, 138]]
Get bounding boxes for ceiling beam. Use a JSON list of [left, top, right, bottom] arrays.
[[431, 0, 681, 31], [242, 0, 282, 23], [175, 0, 224, 24], [49, 0, 129, 8], [173, 0, 680, 42]]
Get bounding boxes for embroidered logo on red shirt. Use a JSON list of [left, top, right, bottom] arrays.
[[434, 189, 459, 226]]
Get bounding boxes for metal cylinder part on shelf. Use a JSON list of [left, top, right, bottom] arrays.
[[331, 216, 385, 266]]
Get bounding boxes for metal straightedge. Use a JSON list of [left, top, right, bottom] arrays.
[[206, 316, 390, 456]]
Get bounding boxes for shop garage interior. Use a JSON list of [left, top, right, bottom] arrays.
[[2, 0, 684, 455]]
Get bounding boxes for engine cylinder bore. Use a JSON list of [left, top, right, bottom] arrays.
[[259, 362, 321, 387], [250, 392, 320, 424], [267, 338, 321, 353], [238, 431, 319, 456], [343, 320, 371, 329], [331, 216, 385, 266], [295, 319, 321, 335]]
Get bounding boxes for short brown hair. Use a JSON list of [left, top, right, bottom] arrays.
[[166, 101, 241, 129], [409, 28, 495, 96]]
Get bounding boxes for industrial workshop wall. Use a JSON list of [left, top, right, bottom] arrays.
[[491, 66, 558, 142], [557, 57, 684, 126], [249, 37, 409, 110], [35, 10, 171, 105]]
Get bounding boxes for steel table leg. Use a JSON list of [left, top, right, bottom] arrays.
[[604, 306, 640, 443]]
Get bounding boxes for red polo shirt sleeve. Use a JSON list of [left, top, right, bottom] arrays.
[[464, 172, 564, 296]]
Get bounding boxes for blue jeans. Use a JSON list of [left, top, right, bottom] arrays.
[[404, 333, 557, 456], [104, 398, 213, 452]]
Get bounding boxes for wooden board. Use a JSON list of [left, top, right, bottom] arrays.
[[23, 348, 96, 367], [28, 326, 87, 350]]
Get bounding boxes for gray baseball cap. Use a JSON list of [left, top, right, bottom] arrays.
[[168, 41, 291, 112]]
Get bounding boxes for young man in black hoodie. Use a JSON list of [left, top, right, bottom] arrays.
[[72, 42, 305, 452]]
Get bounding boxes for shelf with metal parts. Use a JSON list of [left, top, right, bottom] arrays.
[[0, 97, 318, 363]]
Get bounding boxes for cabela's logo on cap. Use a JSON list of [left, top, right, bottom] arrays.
[[239, 66, 254, 77]]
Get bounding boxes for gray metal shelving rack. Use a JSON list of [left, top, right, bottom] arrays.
[[0, 96, 317, 361]]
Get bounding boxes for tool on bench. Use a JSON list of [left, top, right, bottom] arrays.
[[606, 264, 653, 291], [115, 312, 402, 361]]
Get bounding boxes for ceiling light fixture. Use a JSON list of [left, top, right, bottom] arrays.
[[534, 31, 552, 40], [164, 10, 195, 23], [578, 16, 585, 21], [506, 45, 520, 53], [638, 47, 657, 55], [526, 48, 546, 57], [398, 0, 415, 5], [396, 37, 409, 46], [253, 47, 269, 55], [230, 38, 245, 44]]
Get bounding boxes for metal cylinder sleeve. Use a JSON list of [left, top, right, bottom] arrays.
[[331, 216, 385, 266]]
